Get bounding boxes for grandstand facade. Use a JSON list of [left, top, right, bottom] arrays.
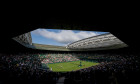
[[12, 32, 35, 48], [66, 33, 128, 50]]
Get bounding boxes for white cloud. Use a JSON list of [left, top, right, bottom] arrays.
[[32, 29, 98, 44]]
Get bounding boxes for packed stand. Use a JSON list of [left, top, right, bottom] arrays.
[[64, 53, 140, 84], [40, 53, 79, 64], [0, 53, 60, 84], [0, 52, 139, 84]]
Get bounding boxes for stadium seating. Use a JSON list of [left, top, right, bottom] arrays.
[[0, 52, 139, 84], [40, 53, 79, 64]]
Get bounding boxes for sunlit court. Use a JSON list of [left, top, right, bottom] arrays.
[[47, 61, 99, 72]]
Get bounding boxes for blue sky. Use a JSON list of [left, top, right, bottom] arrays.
[[31, 29, 109, 46]]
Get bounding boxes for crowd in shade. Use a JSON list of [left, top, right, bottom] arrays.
[[65, 55, 139, 84], [0, 53, 59, 84], [0, 52, 139, 84]]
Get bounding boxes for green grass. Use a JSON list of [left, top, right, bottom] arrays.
[[47, 61, 99, 72], [32, 43, 71, 51]]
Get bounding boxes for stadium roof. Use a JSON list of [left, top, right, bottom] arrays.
[[67, 33, 128, 50], [0, 8, 139, 53], [68, 33, 111, 45]]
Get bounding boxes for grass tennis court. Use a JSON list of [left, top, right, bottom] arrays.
[[47, 61, 99, 72]]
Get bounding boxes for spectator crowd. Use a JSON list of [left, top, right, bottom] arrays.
[[0, 52, 139, 84], [40, 53, 79, 64]]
